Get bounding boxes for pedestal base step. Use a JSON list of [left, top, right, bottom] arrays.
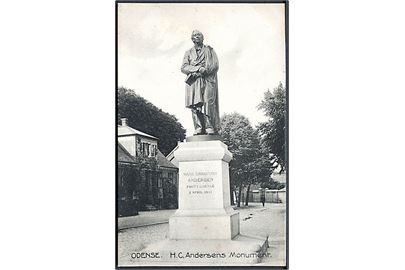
[[120, 234, 269, 267], [169, 210, 240, 240]]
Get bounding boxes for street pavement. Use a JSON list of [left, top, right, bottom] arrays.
[[118, 202, 286, 266], [118, 209, 176, 230]]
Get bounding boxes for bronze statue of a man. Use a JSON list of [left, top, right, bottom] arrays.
[[181, 30, 220, 135]]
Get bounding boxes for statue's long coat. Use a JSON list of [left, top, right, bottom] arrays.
[[181, 45, 220, 131]]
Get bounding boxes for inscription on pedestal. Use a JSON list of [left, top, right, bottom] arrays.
[[179, 162, 224, 209], [184, 172, 217, 195], [170, 141, 240, 240]]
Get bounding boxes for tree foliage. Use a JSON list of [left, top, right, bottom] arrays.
[[258, 82, 287, 172], [220, 112, 273, 206], [118, 87, 186, 155]]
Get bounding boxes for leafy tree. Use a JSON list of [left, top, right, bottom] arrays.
[[118, 87, 186, 155], [258, 82, 287, 173], [220, 113, 272, 207]]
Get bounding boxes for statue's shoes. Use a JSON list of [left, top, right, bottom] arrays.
[[193, 128, 202, 135]]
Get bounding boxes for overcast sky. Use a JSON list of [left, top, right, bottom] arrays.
[[118, 3, 286, 136]]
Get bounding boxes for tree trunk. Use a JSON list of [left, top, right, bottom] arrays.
[[237, 184, 243, 207], [245, 184, 251, 206], [230, 185, 235, 205]]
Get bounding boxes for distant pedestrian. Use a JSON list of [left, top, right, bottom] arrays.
[[260, 194, 265, 207]]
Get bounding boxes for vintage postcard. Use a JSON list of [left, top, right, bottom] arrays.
[[116, 1, 288, 268]]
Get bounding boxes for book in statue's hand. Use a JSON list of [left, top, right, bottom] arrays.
[[185, 73, 197, 85]]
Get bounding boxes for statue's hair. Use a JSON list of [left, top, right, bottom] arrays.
[[191, 30, 204, 41]]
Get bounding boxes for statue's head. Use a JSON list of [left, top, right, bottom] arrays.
[[191, 30, 204, 44]]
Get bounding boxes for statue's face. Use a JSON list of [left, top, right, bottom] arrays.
[[191, 32, 204, 44]]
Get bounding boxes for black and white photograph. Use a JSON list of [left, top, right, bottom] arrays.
[[4, 1, 405, 270], [116, 1, 288, 268]]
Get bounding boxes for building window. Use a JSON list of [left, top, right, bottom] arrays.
[[151, 145, 157, 157], [141, 142, 151, 157], [158, 178, 162, 188], [168, 172, 173, 184]]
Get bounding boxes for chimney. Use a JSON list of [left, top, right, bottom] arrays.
[[121, 118, 128, 126]]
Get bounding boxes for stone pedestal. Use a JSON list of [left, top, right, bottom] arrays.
[[169, 139, 240, 240]]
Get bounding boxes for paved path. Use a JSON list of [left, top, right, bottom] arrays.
[[118, 203, 286, 267], [118, 209, 176, 230]]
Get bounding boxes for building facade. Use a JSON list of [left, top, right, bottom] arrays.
[[118, 118, 178, 217]]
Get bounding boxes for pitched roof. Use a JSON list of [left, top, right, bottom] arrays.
[[166, 144, 179, 160], [118, 125, 158, 140], [156, 150, 177, 169], [118, 142, 136, 163]]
